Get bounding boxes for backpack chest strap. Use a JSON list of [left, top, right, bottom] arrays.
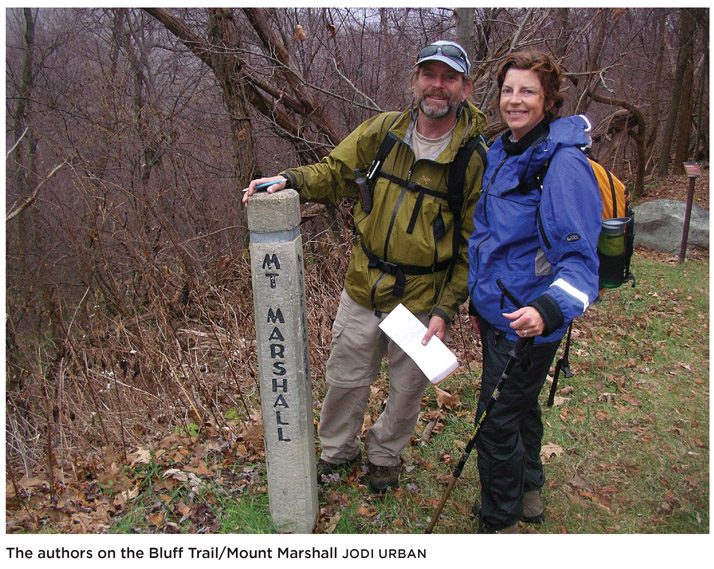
[[376, 171, 447, 200], [361, 242, 451, 298], [375, 170, 449, 234]]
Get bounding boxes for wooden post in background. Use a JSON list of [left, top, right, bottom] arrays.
[[680, 162, 701, 262]]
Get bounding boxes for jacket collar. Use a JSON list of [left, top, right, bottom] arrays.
[[394, 101, 487, 162], [501, 120, 550, 155]]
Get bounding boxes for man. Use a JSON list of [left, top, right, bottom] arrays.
[[243, 40, 486, 493]]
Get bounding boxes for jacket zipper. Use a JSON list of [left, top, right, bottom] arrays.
[[383, 186, 407, 259], [371, 273, 386, 313], [482, 156, 509, 225], [374, 150, 413, 309], [382, 137, 417, 260], [472, 156, 508, 272], [497, 278, 525, 310], [536, 206, 552, 249], [475, 235, 489, 273]]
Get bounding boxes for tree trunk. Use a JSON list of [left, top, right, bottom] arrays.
[[672, 8, 705, 173], [11, 8, 39, 268], [656, 9, 697, 176], [575, 8, 608, 115], [455, 7, 475, 74], [145, 8, 342, 172], [144, 8, 257, 190], [673, 44, 695, 173], [207, 8, 258, 182], [645, 11, 666, 170], [8, 9, 66, 351], [146, 7, 348, 241]]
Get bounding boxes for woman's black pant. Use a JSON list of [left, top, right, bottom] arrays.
[[475, 316, 561, 530]]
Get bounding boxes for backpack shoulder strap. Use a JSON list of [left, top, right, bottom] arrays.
[[446, 133, 488, 213], [444, 133, 488, 280], [366, 114, 402, 188], [605, 168, 619, 217]]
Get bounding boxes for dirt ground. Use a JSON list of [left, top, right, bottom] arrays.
[[639, 168, 709, 211]]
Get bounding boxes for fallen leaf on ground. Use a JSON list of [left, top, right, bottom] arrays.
[[358, 506, 378, 518], [620, 392, 643, 407], [541, 443, 564, 462], [128, 448, 152, 466], [432, 385, 460, 409], [551, 396, 570, 406]]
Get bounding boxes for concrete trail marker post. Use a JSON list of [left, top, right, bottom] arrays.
[[247, 189, 318, 533]]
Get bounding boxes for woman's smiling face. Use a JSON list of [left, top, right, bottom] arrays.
[[500, 68, 547, 141]]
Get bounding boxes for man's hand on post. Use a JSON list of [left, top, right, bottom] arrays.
[[242, 176, 287, 204]]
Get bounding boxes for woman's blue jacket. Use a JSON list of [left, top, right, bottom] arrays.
[[468, 115, 603, 344]]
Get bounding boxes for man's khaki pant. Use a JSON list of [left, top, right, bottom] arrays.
[[318, 290, 431, 467]]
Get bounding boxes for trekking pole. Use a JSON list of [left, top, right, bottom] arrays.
[[425, 336, 532, 533]]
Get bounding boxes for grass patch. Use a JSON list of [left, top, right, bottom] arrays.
[[307, 251, 709, 534], [6, 251, 708, 535], [221, 493, 275, 533]]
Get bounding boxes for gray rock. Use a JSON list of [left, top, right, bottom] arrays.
[[633, 199, 709, 253]]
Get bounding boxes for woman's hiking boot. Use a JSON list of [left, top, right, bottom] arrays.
[[471, 501, 519, 533], [477, 519, 519, 534], [367, 462, 399, 493], [471, 491, 543, 526], [521, 490, 544, 524]]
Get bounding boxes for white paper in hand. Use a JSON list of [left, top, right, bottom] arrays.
[[378, 304, 459, 384]]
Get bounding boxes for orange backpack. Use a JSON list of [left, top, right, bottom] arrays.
[[588, 157, 628, 219], [548, 154, 635, 407]]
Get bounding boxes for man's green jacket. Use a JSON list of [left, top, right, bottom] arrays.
[[281, 101, 487, 323]]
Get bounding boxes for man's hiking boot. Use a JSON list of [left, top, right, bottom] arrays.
[[522, 490, 544, 524], [367, 462, 399, 493], [477, 519, 519, 534], [316, 453, 360, 485]]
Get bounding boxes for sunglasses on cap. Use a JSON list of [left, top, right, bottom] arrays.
[[417, 44, 470, 73]]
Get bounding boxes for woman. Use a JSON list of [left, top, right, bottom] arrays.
[[467, 51, 602, 533]]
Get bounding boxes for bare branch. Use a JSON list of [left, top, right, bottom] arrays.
[[6, 162, 66, 222], [6, 127, 28, 158]]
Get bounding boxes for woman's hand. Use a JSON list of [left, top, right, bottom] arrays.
[[503, 306, 545, 338]]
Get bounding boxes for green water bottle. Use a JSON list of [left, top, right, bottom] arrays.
[[598, 217, 630, 288], [598, 219, 626, 256]]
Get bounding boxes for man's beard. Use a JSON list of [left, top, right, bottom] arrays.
[[417, 90, 461, 119]]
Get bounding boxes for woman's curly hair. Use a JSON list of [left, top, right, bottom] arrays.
[[496, 51, 565, 123]]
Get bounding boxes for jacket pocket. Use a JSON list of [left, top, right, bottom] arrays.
[[490, 190, 540, 246], [497, 278, 525, 310]]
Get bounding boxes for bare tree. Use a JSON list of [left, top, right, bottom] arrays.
[[657, 9, 699, 175], [455, 7, 475, 69], [4, 6, 709, 476]]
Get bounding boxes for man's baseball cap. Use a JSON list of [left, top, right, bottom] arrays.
[[416, 40, 471, 75]]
